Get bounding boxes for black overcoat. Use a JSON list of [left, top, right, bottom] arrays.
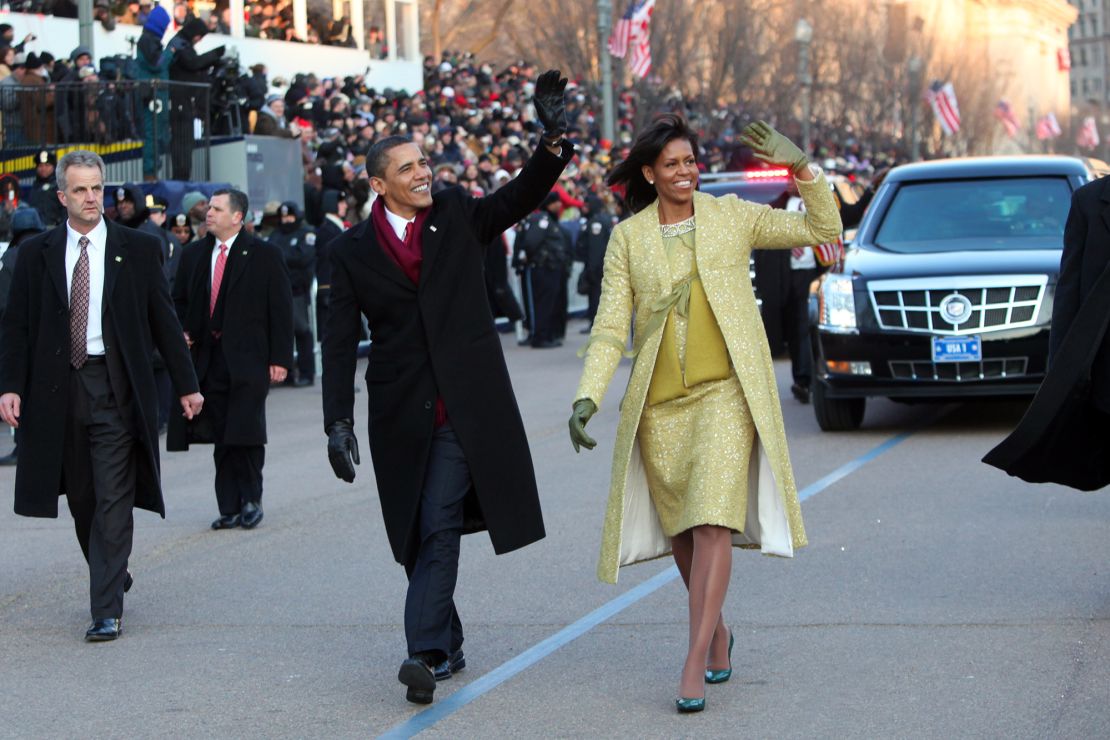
[[168, 230, 294, 449], [321, 142, 571, 564], [0, 221, 199, 517], [983, 177, 1110, 490]]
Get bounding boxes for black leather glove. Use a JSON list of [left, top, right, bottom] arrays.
[[532, 69, 569, 141], [568, 398, 598, 453], [326, 419, 360, 483]]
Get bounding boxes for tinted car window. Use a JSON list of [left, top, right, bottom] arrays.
[[874, 177, 1071, 253]]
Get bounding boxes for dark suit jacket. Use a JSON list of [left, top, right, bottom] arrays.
[[168, 229, 294, 449], [321, 142, 571, 564], [0, 220, 199, 517], [983, 177, 1110, 489]]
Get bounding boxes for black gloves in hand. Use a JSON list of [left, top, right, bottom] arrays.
[[568, 398, 598, 453], [326, 419, 360, 483], [532, 69, 569, 140]]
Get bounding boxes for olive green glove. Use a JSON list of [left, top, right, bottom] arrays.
[[738, 120, 809, 176], [568, 398, 598, 453]]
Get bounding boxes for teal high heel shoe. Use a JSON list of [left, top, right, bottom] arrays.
[[676, 697, 706, 713], [705, 630, 734, 684]]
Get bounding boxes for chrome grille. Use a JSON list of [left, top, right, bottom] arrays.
[[868, 275, 1047, 336], [888, 357, 1029, 382]]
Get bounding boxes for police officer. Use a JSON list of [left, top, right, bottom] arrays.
[[517, 192, 571, 348], [575, 195, 611, 333], [112, 184, 148, 229], [133, 193, 183, 433], [269, 201, 318, 386], [27, 149, 65, 227]]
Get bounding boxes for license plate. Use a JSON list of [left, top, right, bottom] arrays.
[[932, 335, 982, 363]]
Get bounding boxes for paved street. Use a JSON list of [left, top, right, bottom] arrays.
[[1, 325, 1108, 739]]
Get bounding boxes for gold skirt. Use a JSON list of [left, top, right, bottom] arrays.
[[637, 374, 754, 537]]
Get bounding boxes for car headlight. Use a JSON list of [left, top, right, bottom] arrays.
[[819, 273, 857, 331]]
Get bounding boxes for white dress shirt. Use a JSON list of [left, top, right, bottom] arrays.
[[65, 217, 108, 356], [210, 230, 241, 289], [383, 206, 416, 242]]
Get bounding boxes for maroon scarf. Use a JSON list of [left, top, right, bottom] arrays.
[[369, 196, 447, 427], [370, 196, 431, 285]]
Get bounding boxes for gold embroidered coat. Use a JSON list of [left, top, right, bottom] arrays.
[[575, 173, 843, 583]]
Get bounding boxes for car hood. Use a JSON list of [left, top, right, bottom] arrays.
[[842, 244, 1062, 282]]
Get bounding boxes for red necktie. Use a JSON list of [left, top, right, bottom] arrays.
[[210, 243, 228, 316], [69, 236, 90, 368], [402, 222, 412, 247]]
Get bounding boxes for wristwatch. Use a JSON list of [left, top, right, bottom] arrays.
[[542, 132, 564, 148]]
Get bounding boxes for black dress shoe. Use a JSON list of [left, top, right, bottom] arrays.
[[531, 339, 563, 349], [85, 618, 121, 641], [124, 571, 133, 593], [0, 451, 18, 466], [791, 383, 811, 404], [293, 377, 315, 387], [240, 502, 263, 529], [433, 649, 466, 681], [398, 657, 436, 704], [211, 514, 241, 530]]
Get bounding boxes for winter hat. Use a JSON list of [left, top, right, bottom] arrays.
[[144, 5, 171, 37], [181, 191, 207, 213], [10, 207, 45, 240]]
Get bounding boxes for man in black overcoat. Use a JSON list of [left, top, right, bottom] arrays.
[[984, 175, 1110, 489], [0, 150, 202, 641], [321, 69, 572, 705], [169, 189, 294, 529]]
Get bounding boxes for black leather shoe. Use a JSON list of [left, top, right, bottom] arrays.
[[124, 571, 133, 593], [791, 383, 811, 404], [294, 377, 315, 387], [240, 502, 263, 529], [433, 649, 466, 681], [0, 451, 17, 466], [85, 618, 121, 641], [211, 514, 241, 530], [398, 657, 436, 704], [531, 339, 563, 349]]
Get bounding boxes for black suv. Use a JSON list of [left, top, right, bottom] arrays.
[[810, 155, 1109, 430]]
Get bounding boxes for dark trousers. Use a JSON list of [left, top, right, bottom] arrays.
[[154, 363, 171, 429], [586, 279, 602, 325], [530, 266, 563, 345], [292, 292, 315, 381], [169, 102, 194, 180], [403, 424, 470, 658], [787, 266, 822, 386], [315, 288, 330, 344], [62, 362, 136, 620], [202, 342, 264, 515]]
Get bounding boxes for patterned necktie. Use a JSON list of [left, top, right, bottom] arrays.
[[69, 236, 90, 369], [210, 243, 228, 317], [402, 222, 412, 247]]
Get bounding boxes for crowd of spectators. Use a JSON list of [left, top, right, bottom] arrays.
[[0, 1, 390, 52]]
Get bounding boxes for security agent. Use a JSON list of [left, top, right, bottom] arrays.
[[517, 192, 572, 348], [268, 201, 317, 386], [575, 195, 612, 333], [27, 150, 65, 228]]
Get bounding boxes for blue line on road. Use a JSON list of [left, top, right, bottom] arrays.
[[378, 419, 932, 739]]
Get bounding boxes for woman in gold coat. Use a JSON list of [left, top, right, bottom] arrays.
[[568, 114, 841, 712]]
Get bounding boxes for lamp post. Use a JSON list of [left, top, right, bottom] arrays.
[[795, 18, 814, 156], [907, 55, 923, 161], [597, 0, 617, 145]]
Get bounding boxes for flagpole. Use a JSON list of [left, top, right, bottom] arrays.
[[597, 0, 617, 146]]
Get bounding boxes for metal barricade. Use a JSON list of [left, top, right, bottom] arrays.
[[0, 80, 213, 182]]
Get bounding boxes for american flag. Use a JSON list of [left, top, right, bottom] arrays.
[[1035, 112, 1062, 140], [814, 237, 844, 267], [627, 0, 656, 78], [925, 81, 960, 136], [1057, 47, 1072, 71], [994, 100, 1021, 138], [1077, 116, 1100, 149], [607, 0, 640, 58]]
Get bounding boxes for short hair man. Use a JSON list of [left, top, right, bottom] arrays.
[[321, 69, 571, 704], [169, 189, 294, 531], [0, 150, 202, 641]]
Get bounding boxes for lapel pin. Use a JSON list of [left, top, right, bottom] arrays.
[[242, 250, 248, 255], [114, 256, 122, 262], [429, 225, 437, 232]]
